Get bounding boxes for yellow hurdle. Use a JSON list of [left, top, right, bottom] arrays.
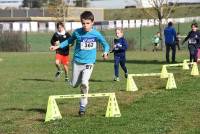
[[166, 73, 177, 89], [160, 65, 168, 78], [183, 60, 190, 70], [45, 93, 121, 122], [191, 62, 199, 76], [126, 73, 177, 91]]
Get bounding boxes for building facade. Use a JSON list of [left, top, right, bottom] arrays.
[[0, 0, 23, 9]]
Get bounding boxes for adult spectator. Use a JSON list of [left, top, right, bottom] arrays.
[[164, 22, 177, 63]]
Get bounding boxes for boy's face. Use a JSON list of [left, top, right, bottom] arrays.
[[192, 25, 198, 31], [115, 29, 123, 38], [58, 25, 64, 32], [81, 19, 94, 32]]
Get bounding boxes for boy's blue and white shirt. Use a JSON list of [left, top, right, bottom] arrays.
[[59, 28, 110, 64]]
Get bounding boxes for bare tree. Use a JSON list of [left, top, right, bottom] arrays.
[[135, 0, 178, 50], [48, 0, 68, 23], [75, 0, 88, 7]]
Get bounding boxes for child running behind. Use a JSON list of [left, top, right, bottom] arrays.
[[182, 23, 200, 62], [112, 28, 128, 81], [152, 32, 160, 52], [50, 22, 71, 82]]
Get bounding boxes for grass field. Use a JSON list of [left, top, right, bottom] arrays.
[[0, 50, 200, 134]]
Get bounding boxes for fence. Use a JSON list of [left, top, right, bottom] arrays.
[[0, 16, 200, 32], [0, 22, 198, 52], [0, 16, 200, 52]]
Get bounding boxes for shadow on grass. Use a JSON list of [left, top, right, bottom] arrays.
[[34, 119, 45, 122], [96, 59, 177, 65], [3, 108, 46, 122], [90, 79, 112, 82], [21, 78, 54, 82], [3, 108, 46, 113]]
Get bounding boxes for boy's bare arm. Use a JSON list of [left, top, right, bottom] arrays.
[[49, 45, 59, 51]]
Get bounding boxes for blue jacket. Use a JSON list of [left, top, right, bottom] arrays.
[[164, 26, 176, 45], [59, 28, 110, 64], [113, 37, 128, 56]]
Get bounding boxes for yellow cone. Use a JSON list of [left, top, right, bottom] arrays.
[[191, 62, 199, 76], [160, 65, 168, 78], [106, 93, 121, 117], [166, 73, 177, 89], [45, 96, 62, 122], [183, 60, 189, 70], [126, 75, 138, 91]]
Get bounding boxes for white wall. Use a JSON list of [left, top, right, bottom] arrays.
[[1, 16, 200, 32]]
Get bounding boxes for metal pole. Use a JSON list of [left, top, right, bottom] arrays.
[[26, 31, 28, 52], [178, 23, 180, 33], [140, 23, 142, 51], [42, 7, 45, 17], [11, 8, 13, 17], [26, 9, 28, 17]]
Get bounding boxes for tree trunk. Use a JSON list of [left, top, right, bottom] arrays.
[[158, 19, 166, 61], [158, 19, 164, 50]]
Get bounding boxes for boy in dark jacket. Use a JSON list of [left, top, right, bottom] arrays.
[[112, 28, 128, 81], [182, 23, 200, 62]]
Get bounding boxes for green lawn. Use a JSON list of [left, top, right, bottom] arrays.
[[0, 51, 200, 134]]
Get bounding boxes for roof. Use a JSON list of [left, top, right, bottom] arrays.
[[169, 0, 200, 3], [87, 0, 137, 9]]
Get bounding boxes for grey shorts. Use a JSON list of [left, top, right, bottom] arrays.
[[71, 61, 94, 88]]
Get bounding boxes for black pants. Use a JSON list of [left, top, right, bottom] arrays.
[[166, 44, 176, 63], [188, 45, 198, 62]]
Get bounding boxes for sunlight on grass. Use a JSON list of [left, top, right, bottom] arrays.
[[0, 51, 200, 134]]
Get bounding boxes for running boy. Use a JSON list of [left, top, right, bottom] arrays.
[[175, 32, 181, 50], [50, 22, 71, 82], [50, 11, 110, 116], [152, 32, 160, 52], [182, 23, 200, 62], [112, 28, 128, 81]]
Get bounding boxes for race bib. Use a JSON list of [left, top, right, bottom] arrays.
[[80, 37, 97, 50], [188, 38, 197, 44], [155, 38, 159, 43]]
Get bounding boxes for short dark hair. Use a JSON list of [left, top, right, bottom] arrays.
[[80, 11, 94, 22], [191, 22, 198, 28], [56, 22, 64, 29], [168, 22, 173, 27]]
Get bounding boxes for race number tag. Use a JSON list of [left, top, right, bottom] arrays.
[[80, 37, 97, 50], [188, 38, 197, 44]]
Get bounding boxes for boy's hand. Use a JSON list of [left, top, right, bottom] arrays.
[[49, 45, 59, 51], [103, 53, 108, 60], [55, 41, 60, 46], [109, 50, 114, 53]]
